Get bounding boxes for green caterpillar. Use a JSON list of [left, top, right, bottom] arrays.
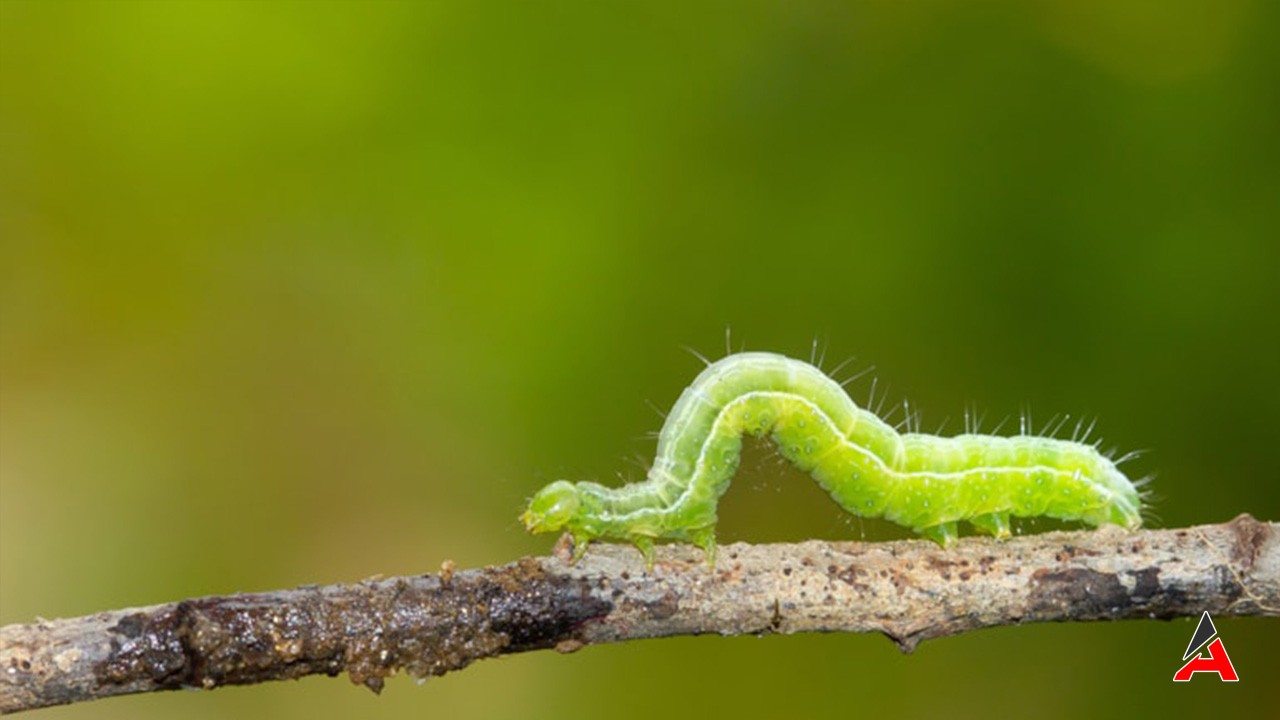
[[522, 352, 1144, 565]]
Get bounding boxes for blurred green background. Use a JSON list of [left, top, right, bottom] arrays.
[[2, 1, 1277, 717]]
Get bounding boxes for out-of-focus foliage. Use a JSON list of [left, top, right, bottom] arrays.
[[1, 1, 1276, 718]]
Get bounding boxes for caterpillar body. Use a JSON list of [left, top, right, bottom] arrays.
[[521, 352, 1144, 564]]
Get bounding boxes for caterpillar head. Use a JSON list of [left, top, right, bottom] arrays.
[[521, 481, 582, 534]]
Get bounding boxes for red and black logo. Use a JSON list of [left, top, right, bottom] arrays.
[[1173, 611, 1238, 682]]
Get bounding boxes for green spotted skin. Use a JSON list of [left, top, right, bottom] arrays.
[[522, 352, 1143, 562]]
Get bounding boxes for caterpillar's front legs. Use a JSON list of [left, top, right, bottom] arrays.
[[690, 527, 717, 569], [570, 533, 591, 563], [631, 535, 656, 570]]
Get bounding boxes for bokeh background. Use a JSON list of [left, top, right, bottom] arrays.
[[2, 1, 1277, 718]]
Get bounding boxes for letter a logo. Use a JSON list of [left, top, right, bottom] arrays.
[[1173, 611, 1239, 682]]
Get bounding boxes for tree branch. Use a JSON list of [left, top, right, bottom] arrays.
[[2, 514, 1276, 714]]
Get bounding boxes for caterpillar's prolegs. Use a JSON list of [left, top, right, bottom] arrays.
[[919, 523, 959, 547], [969, 512, 1013, 540]]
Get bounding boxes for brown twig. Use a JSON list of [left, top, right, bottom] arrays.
[[2, 514, 1276, 714]]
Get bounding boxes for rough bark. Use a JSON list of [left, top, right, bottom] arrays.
[[2, 514, 1276, 714]]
